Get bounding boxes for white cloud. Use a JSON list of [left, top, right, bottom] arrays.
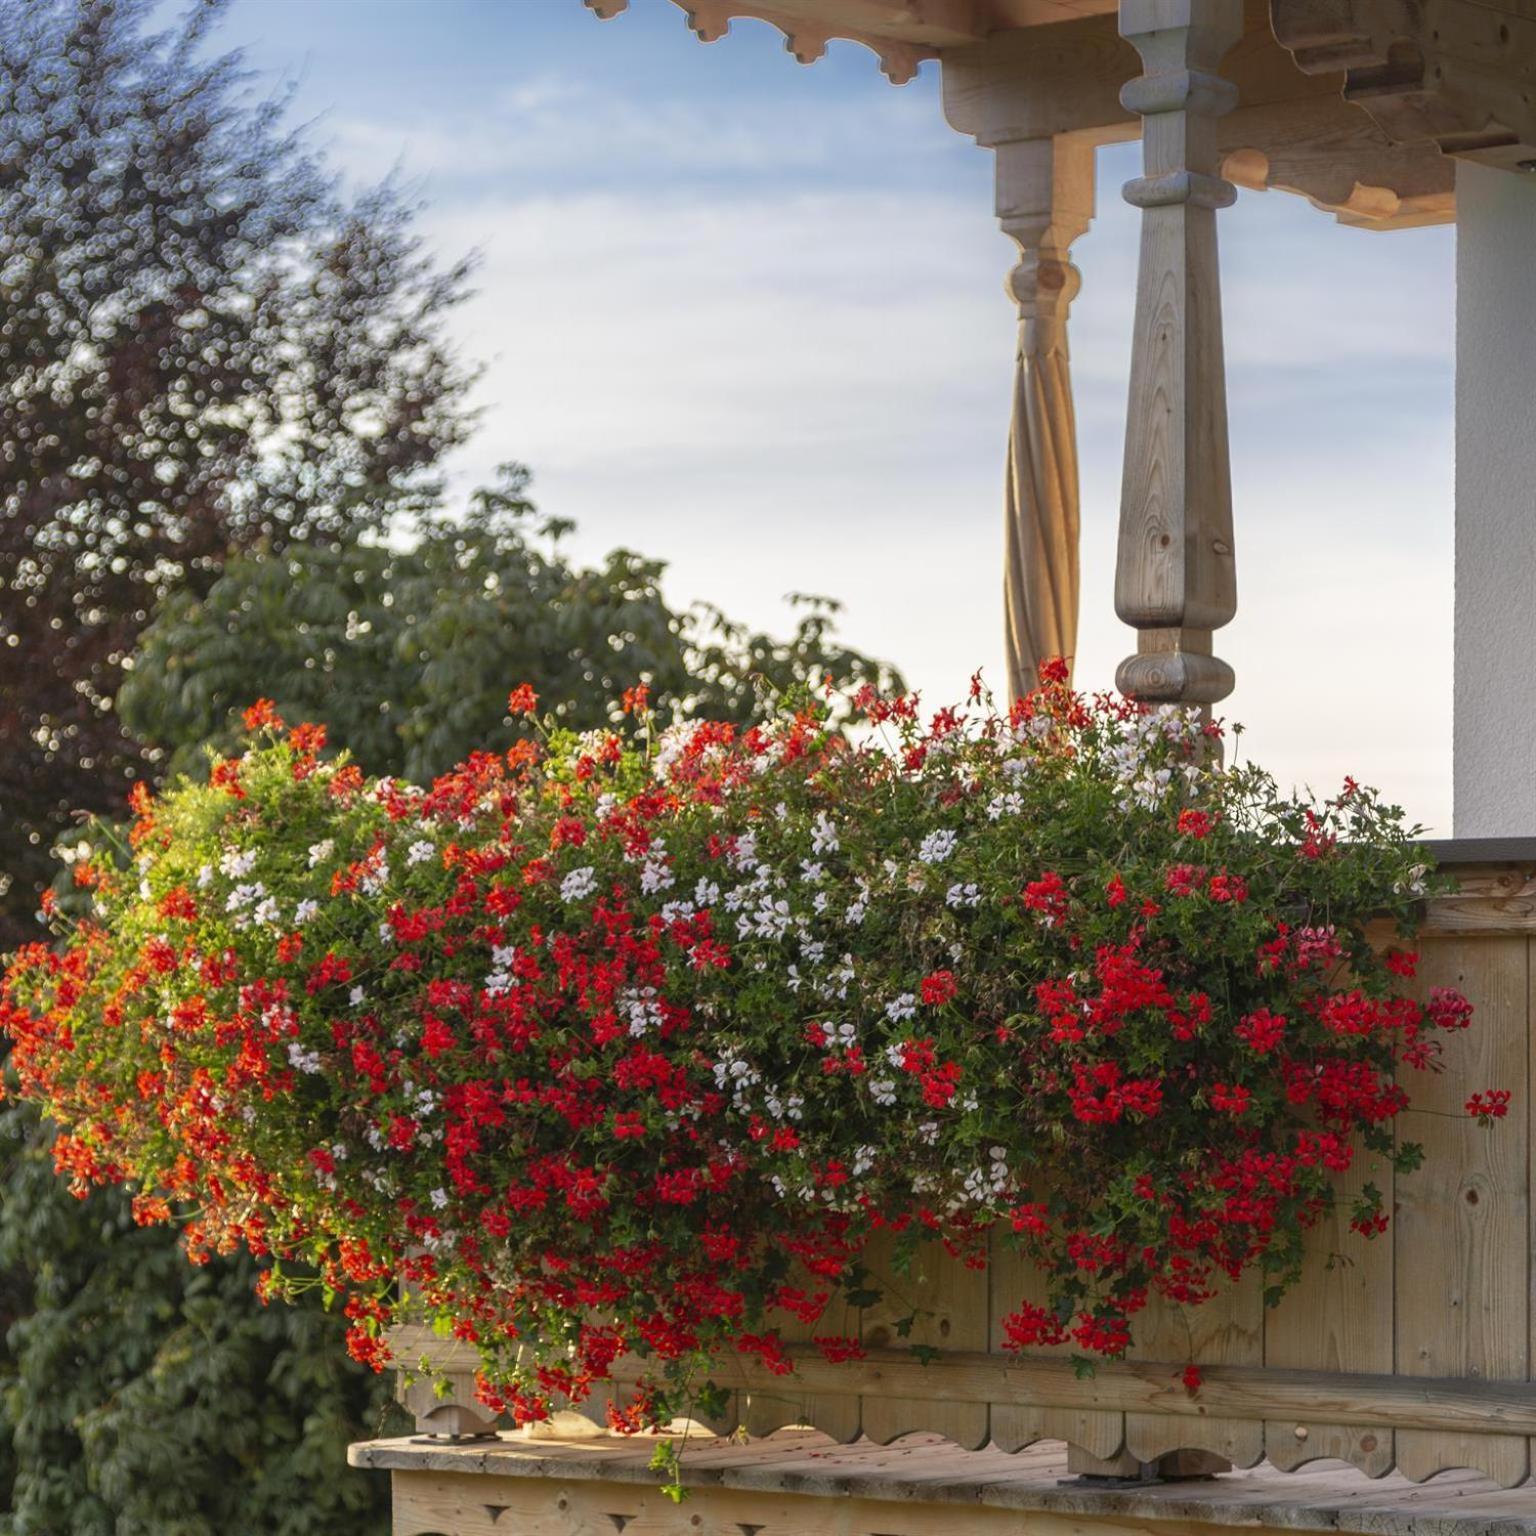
[[325, 67, 956, 189], [333, 77, 1456, 831]]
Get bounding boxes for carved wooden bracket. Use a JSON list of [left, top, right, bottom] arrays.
[[943, 10, 1455, 235], [1114, 0, 1243, 708], [583, 0, 985, 84], [1271, 0, 1536, 172]]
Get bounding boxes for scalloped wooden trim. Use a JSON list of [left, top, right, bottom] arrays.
[[582, 0, 941, 84]]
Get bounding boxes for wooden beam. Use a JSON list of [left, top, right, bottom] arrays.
[[1272, 0, 1536, 175], [941, 5, 1455, 229], [585, 1345, 1536, 1439], [391, 1327, 1536, 1451]]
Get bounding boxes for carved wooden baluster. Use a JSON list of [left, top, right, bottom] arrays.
[[1115, 0, 1243, 707], [997, 135, 1094, 701]]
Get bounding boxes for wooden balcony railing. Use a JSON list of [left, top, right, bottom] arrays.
[[392, 848, 1536, 1489]]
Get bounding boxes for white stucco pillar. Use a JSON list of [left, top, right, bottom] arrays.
[[1452, 163, 1536, 838]]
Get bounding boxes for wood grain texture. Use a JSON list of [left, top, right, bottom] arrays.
[[1271, 0, 1536, 174], [1413, 864, 1536, 937], [1113, 0, 1243, 707], [941, 3, 1454, 231], [988, 1229, 1127, 1460], [1124, 1276, 1265, 1468], [858, 1233, 990, 1448], [1262, 1131, 1395, 1476], [740, 1263, 859, 1442], [360, 1428, 1536, 1536], [580, 1346, 1536, 1436], [1394, 936, 1530, 1486], [997, 134, 1095, 700]]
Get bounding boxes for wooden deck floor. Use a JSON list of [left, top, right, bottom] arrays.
[[352, 1424, 1536, 1535]]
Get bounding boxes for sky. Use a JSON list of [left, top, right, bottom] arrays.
[[215, 0, 1457, 831]]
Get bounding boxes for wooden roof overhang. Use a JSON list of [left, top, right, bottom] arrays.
[[584, 0, 1534, 709], [588, 1, 1534, 219]]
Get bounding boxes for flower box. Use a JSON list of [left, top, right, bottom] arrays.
[[391, 851, 1536, 1485], [5, 687, 1523, 1487]]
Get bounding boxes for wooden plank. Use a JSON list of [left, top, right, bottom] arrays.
[[739, 1263, 859, 1442], [858, 1231, 990, 1448], [988, 1228, 1127, 1461], [1262, 1131, 1394, 1476], [388, 1464, 1262, 1536], [390, 1323, 1536, 1445], [1272, 0, 1536, 174], [361, 1433, 1536, 1536], [1395, 935, 1530, 1487], [1414, 866, 1536, 937], [587, 1346, 1536, 1437], [388, 1326, 501, 1437], [1124, 1274, 1265, 1469]]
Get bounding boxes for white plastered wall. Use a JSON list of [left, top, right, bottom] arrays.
[[1452, 162, 1536, 837]]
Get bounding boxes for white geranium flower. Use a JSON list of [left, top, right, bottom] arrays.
[[918, 829, 958, 865], [811, 811, 840, 855]]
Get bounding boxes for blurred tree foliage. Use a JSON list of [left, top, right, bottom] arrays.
[[0, 0, 476, 949], [120, 465, 904, 781], [0, 0, 468, 1528], [0, 1093, 401, 1536], [10, 482, 899, 1532]]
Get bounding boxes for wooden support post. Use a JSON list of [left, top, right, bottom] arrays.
[[997, 135, 1094, 701], [1114, 0, 1242, 707]]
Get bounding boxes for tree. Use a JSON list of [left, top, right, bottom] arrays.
[[0, 1094, 398, 1536], [0, 0, 471, 1527], [119, 465, 904, 783], [0, 0, 476, 949], [7, 473, 899, 1535]]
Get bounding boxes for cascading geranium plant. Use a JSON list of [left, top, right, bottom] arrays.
[[1, 664, 1495, 1457]]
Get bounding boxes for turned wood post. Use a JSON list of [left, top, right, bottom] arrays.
[[1114, 0, 1243, 707], [998, 135, 1094, 701]]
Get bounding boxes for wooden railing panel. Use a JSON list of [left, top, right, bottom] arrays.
[[1124, 1274, 1265, 1469], [1394, 934, 1530, 1486], [987, 1230, 1126, 1461], [390, 865, 1536, 1488], [1262, 1131, 1394, 1476], [859, 1234, 990, 1449], [740, 1265, 858, 1441]]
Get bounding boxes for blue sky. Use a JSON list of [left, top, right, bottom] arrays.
[[218, 0, 1456, 829]]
